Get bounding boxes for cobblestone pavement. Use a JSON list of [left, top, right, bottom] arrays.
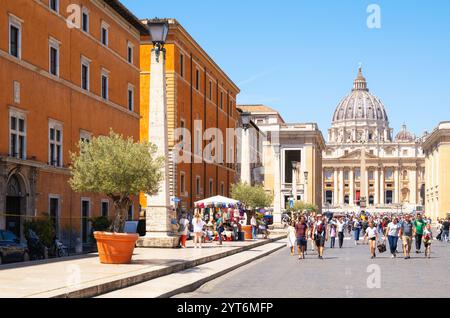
[[176, 236, 450, 298]]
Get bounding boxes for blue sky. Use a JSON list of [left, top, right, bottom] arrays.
[[123, 0, 450, 137]]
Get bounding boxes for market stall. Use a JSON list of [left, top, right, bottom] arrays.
[[194, 196, 246, 241]]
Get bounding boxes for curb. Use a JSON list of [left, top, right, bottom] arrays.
[[156, 240, 287, 298], [33, 235, 286, 298]]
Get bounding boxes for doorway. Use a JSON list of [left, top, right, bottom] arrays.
[[81, 199, 90, 244], [6, 175, 25, 238], [49, 197, 60, 238]]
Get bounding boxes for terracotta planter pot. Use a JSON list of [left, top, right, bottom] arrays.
[[94, 231, 139, 264], [242, 225, 253, 240]]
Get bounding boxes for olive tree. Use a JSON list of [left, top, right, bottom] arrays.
[[69, 131, 164, 233]]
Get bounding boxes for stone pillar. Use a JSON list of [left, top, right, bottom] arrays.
[[394, 168, 399, 204], [240, 128, 252, 184], [292, 165, 297, 201], [410, 169, 417, 204], [380, 168, 385, 205], [333, 169, 338, 206], [339, 169, 344, 205], [138, 48, 178, 248], [273, 144, 282, 224], [349, 169, 354, 206], [374, 168, 379, 205], [364, 169, 369, 201]]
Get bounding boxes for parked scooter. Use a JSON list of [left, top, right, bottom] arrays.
[[49, 236, 68, 258], [25, 229, 48, 260]]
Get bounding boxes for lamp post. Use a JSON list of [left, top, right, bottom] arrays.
[[303, 170, 309, 204], [137, 19, 179, 248], [292, 161, 299, 204], [240, 112, 252, 184]]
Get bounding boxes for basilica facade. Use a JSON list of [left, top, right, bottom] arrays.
[[322, 68, 425, 213]]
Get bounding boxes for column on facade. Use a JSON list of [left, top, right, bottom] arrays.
[[273, 145, 282, 223], [410, 168, 417, 205], [379, 168, 385, 205], [349, 169, 354, 207], [394, 167, 399, 204], [339, 168, 344, 205], [374, 168, 379, 205], [333, 169, 339, 206], [364, 169, 369, 201]]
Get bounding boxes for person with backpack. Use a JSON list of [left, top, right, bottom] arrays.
[[178, 213, 189, 248], [423, 224, 433, 258], [400, 214, 414, 259], [312, 216, 328, 259], [442, 217, 450, 243], [295, 216, 308, 260]]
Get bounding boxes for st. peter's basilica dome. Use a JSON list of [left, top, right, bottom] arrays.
[[332, 67, 389, 124]]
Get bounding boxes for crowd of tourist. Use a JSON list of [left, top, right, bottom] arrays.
[[286, 211, 447, 260]]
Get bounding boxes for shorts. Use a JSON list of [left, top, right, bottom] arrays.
[[369, 237, 376, 241], [297, 237, 307, 247], [402, 236, 412, 246], [424, 242, 431, 248], [315, 235, 325, 247]]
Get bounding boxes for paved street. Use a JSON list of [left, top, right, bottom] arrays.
[[176, 236, 450, 298]]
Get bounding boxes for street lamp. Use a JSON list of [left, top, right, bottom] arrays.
[[241, 112, 251, 131], [148, 19, 169, 61]]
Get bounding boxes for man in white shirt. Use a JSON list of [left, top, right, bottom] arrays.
[[336, 217, 346, 248]]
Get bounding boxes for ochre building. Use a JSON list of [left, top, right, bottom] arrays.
[[0, 0, 146, 250], [140, 19, 240, 212]]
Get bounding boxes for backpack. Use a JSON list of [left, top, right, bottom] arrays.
[[317, 222, 325, 236]]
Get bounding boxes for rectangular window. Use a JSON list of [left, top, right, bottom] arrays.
[[101, 200, 109, 217], [209, 179, 214, 196], [180, 54, 184, 77], [220, 92, 223, 109], [196, 177, 201, 196], [209, 81, 212, 100], [80, 130, 91, 143], [49, 196, 60, 237], [220, 183, 225, 196], [180, 119, 185, 150], [180, 172, 185, 194], [9, 16, 21, 59], [82, 8, 89, 32], [49, 38, 60, 77], [9, 111, 26, 160], [49, 121, 63, 167], [127, 42, 134, 64], [81, 57, 90, 91], [127, 85, 134, 111], [195, 69, 200, 90], [195, 129, 201, 156], [101, 70, 109, 100], [101, 22, 109, 46], [49, 0, 59, 12]]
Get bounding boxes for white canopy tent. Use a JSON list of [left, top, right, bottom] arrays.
[[194, 195, 239, 206]]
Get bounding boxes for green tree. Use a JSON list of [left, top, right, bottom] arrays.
[[230, 182, 273, 224], [69, 131, 165, 233]]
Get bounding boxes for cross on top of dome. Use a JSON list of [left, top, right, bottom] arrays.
[[352, 66, 369, 92]]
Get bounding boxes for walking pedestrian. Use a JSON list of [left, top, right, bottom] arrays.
[[423, 224, 433, 258], [364, 221, 378, 259], [287, 220, 297, 256], [216, 214, 224, 245], [295, 216, 308, 260], [251, 214, 258, 240], [353, 218, 361, 246], [313, 216, 328, 259], [442, 217, 450, 243], [192, 212, 206, 248], [178, 213, 189, 248], [385, 217, 401, 258], [329, 221, 337, 248], [336, 217, 345, 248], [413, 214, 427, 253], [400, 214, 414, 259]]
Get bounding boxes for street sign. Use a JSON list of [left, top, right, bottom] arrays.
[[171, 197, 181, 203]]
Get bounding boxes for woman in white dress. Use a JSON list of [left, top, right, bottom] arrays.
[[287, 220, 297, 256]]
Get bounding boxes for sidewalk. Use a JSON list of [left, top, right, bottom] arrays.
[[0, 234, 286, 298]]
